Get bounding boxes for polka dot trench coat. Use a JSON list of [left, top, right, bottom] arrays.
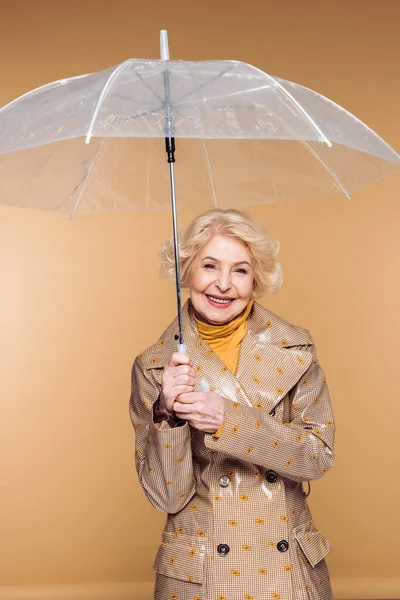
[[129, 300, 335, 600]]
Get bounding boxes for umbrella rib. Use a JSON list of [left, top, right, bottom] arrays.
[[134, 67, 189, 135], [173, 64, 237, 105], [293, 81, 400, 162], [110, 92, 162, 109], [122, 105, 166, 126], [176, 84, 272, 109], [300, 140, 351, 199], [252, 68, 332, 147], [170, 104, 192, 129], [134, 70, 165, 105], [202, 139, 217, 207], [70, 138, 106, 218], [130, 68, 187, 132], [85, 60, 132, 144]]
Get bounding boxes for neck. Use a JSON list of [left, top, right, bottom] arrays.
[[193, 309, 227, 326]]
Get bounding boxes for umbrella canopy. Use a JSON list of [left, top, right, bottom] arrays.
[[1, 29, 399, 349], [0, 33, 399, 216]]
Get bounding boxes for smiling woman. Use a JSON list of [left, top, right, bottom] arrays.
[[160, 208, 283, 301], [129, 209, 336, 600]]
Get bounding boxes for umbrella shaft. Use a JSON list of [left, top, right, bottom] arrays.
[[163, 60, 182, 345], [167, 152, 183, 346], [163, 67, 174, 138]]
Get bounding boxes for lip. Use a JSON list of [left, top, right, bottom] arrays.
[[205, 294, 236, 309]]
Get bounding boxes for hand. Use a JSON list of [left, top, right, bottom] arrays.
[[174, 391, 225, 434], [159, 352, 196, 415]]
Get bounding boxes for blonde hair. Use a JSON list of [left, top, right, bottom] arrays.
[[160, 209, 282, 298]]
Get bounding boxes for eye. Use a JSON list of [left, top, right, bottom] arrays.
[[203, 263, 216, 269], [235, 268, 248, 274]]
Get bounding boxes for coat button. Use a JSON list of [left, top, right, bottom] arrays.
[[269, 407, 276, 416], [219, 475, 231, 488], [217, 544, 230, 556], [265, 470, 279, 483], [277, 540, 289, 552]]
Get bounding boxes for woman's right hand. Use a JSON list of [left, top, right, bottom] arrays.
[[159, 352, 196, 414]]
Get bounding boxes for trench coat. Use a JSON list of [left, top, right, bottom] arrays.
[[129, 299, 335, 600]]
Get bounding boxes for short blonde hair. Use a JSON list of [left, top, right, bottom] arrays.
[[160, 209, 282, 298]]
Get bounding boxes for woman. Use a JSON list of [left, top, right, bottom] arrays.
[[129, 209, 335, 600]]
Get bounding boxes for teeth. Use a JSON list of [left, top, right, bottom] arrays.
[[208, 296, 232, 304]]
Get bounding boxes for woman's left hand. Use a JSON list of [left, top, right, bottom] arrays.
[[174, 391, 225, 434]]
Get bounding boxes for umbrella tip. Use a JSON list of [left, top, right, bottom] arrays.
[[160, 30, 170, 61]]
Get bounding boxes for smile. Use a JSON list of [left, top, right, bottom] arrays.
[[206, 295, 235, 306]]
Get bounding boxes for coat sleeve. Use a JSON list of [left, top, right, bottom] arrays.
[[129, 357, 196, 513], [204, 343, 335, 483]]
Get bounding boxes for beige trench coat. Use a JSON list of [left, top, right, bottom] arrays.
[[129, 300, 335, 600]]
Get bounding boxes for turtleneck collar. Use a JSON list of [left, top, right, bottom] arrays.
[[194, 300, 254, 339]]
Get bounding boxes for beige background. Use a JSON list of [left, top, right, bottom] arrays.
[[1, 1, 400, 599]]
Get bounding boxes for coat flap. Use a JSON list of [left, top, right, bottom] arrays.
[[152, 531, 206, 584], [233, 332, 314, 411], [293, 522, 332, 568]]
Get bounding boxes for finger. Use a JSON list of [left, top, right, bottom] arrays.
[[173, 402, 192, 415], [170, 364, 196, 378], [174, 412, 200, 425], [170, 373, 195, 387], [167, 352, 194, 368], [163, 385, 194, 400], [176, 392, 199, 404], [163, 366, 195, 383]]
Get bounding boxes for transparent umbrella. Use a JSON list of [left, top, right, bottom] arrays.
[[0, 30, 399, 346]]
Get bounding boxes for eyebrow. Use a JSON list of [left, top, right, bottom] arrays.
[[202, 255, 251, 267]]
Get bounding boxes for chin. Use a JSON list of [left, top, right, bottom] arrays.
[[206, 313, 233, 325], [198, 296, 246, 325]]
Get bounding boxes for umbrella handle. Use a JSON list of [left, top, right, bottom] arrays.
[[177, 344, 210, 393]]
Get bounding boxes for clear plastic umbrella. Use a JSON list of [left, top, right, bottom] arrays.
[[1, 30, 399, 345]]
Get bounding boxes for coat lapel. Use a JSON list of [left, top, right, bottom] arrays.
[[143, 300, 313, 415], [234, 329, 313, 413]]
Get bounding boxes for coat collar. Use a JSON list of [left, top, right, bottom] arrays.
[[139, 300, 314, 411]]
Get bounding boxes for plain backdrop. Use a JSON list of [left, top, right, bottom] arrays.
[[0, 1, 399, 599]]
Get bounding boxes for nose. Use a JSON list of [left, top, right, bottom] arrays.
[[215, 268, 232, 293]]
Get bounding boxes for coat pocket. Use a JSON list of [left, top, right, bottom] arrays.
[[293, 522, 332, 568], [152, 532, 206, 584]]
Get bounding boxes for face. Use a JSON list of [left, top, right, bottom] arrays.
[[189, 234, 254, 325]]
